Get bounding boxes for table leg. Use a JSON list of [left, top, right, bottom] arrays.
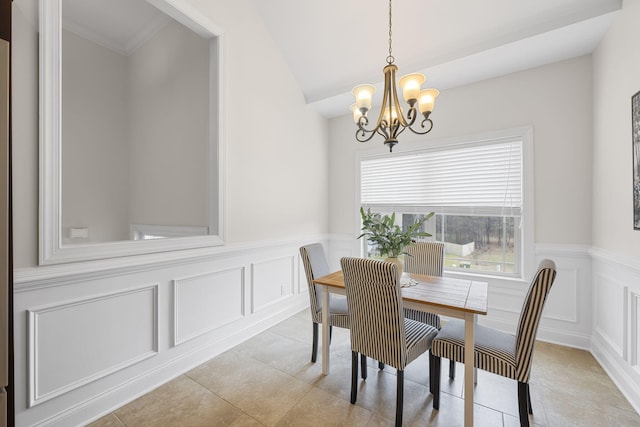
[[321, 284, 330, 375], [464, 313, 475, 427]]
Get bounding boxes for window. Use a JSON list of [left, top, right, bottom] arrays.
[[358, 129, 533, 279]]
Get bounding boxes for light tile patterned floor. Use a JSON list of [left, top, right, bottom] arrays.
[[88, 310, 640, 426]]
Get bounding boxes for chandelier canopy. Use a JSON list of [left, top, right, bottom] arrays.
[[351, 0, 439, 152]]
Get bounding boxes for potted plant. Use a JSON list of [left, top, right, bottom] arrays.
[[357, 207, 434, 276]]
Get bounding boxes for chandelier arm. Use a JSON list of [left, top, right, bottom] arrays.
[[405, 107, 418, 127], [377, 125, 390, 140], [406, 118, 434, 135], [389, 67, 408, 128], [355, 116, 388, 143], [355, 128, 379, 143]]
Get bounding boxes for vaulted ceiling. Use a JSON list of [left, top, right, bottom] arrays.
[[16, 0, 623, 118], [248, 0, 621, 117]]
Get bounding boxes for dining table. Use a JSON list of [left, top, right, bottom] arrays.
[[313, 270, 488, 427]]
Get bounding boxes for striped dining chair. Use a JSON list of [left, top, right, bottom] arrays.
[[341, 257, 439, 427], [430, 259, 557, 427], [299, 244, 369, 378], [403, 241, 455, 382]]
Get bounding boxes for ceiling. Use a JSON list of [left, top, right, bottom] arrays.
[[61, 0, 170, 56], [16, 0, 622, 118], [248, 0, 622, 118]]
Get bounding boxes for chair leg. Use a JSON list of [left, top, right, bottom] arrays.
[[429, 353, 434, 393], [311, 322, 318, 363], [396, 370, 404, 427], [517, 381, 530, 427], [432, 355, 441, 410], [360, 354, 368, 379], [351, 352, 359, 404], [527, 383, 533, 414], [449, 358, 455, 379], [378, 361, 385, 370]]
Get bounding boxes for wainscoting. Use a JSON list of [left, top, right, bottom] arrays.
[[11, 236, 640, 426], [13, 238, 318, 427], [591, 247, 640, 415]]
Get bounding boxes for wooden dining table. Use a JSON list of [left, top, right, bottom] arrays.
[[313, 270, 488, 427]]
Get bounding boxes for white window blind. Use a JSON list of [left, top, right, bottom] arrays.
[[360, 141, 522, 215]]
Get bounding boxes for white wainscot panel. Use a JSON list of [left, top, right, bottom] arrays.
[[543, 266, 578, 323], [252, 256, 294, 313], [631, 292, 640, 370], [174, 267, 245, 346], [28, 285, 158, 407], [594, 273, 626, 357]]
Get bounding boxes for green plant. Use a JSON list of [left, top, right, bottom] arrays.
[[357, 207, 434, 258]]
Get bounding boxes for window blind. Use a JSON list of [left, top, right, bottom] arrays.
[[360, 141, 522, 214]]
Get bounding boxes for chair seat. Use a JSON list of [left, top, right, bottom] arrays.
[[404, 318, 439, 367], [329, 295, 349, 314], [431, 319, 517, 380], [314, 295, 350, 329]]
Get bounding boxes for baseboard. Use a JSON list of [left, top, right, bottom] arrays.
[[591, 331, 640, 416]]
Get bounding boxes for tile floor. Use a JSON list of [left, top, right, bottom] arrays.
[[89, 310, 640, 426]]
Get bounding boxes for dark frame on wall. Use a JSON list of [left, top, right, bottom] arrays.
[[633, 90, 640, 230]]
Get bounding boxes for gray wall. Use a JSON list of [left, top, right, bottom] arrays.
[[593, 0, 640, 258], [328, 55, 594, 247]]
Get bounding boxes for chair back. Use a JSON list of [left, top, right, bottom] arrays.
[[300, 244, 330, 323], [341, 257, 407, 369], [404, 241, 445, 276], [515, 259, 557, 382]]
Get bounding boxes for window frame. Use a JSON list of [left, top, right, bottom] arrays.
[[355, 127, 534, 281]]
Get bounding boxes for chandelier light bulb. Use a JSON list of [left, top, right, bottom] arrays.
[[418, 89, 440, 115], [352, 84, 376, 112], [399, 73, 425, 104]]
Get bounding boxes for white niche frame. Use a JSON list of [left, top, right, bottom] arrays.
[[38, 0, 227, 265]]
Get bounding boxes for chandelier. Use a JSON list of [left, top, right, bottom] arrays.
[[351, 0, 439, 152]]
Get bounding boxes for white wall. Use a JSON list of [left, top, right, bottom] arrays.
[[61, 29, 131, 244], [12, 0, 329, 425], [592, 0, 640, 256], [591, 0, 640, 414], [127, 19, 209, 229], [209, 1, 329, 243], [11, 4, 38, 268]]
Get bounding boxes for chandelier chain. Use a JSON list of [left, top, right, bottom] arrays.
[[387, 0, 394, 64]]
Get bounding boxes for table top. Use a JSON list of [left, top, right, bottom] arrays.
[[314, 270, 488, 315]]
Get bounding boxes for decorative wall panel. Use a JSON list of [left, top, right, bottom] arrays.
[[631, 292, 640, 367], [251, 256, 294, 313], [173, 267, 244, 345], [594, 273, 626, 357], [27, 285, 158, 406]]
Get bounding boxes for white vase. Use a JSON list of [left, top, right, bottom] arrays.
[[384, 256, 403, 279]]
